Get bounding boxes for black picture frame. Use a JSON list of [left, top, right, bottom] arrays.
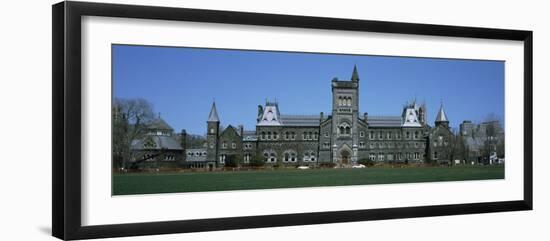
[[52, 1, 533, 240]]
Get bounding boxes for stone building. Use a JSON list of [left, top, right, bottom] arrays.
[[128, 66, 481, 169], [427, 104, 455, 164], [203, 66, 451, 168], [130, 117, 185, 168], [459, 120, 505, 164]]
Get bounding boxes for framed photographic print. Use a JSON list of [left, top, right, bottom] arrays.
[[52, 1, 533, 240]]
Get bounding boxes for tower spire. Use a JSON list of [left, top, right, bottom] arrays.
[[435, 102, 449, 126], [351, 65, 359, 82], [208, 102, 220, 122]]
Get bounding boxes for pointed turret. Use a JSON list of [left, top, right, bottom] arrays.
[[208, 102, 220, 122], [351, 65, 360, 82], [435, 102, 449, 128]]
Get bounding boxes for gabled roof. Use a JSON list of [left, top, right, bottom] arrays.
[[436, 104, 449, 122], [367, 116, 403, 127], [208, 102, 220, 122], [148, 117, 173, 130], [220, 125, 240, 137]]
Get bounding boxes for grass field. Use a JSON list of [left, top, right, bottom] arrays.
[[112, 165, 504, 195]]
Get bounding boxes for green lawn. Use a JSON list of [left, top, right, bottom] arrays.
[[112, 165, 504, 195]]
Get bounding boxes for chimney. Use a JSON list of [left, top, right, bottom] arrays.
[[320, 112, 324, 121], [363, 112, 368, 121], [238, 125, 244, 136]]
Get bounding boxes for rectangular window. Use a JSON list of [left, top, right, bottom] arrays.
[[360, 131, 365, 137]]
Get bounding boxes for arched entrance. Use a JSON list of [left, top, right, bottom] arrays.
[[338, 144, 353, 167], [340, 150, 350, 165]]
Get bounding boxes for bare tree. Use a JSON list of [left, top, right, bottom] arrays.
[[112, 98, 155, 169]]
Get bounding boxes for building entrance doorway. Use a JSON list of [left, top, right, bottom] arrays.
[[340, 149, 350, 165]]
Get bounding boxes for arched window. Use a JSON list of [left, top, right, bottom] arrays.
[[309, 152, 316, 162], [284, 152, 290, 162], [270, 153, 277, 162], [303, 151, 315, 162], [345, 126, 351, 135], [347, 97, 352, 106], [338, 96, 342, 106]]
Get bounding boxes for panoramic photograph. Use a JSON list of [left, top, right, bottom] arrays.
[[111, 44, 505, 195]]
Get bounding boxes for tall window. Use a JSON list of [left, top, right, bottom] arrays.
[[283, 151, 297, 162], [360, 131, 365, 137], [369, 153, 376, 161]]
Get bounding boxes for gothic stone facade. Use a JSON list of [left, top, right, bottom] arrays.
[[205, 66, 455, 167]]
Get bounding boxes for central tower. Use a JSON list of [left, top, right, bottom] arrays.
[[330, 65, 360, 166]]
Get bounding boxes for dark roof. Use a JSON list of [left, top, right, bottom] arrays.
[[208, 102, 220, 122], [367, 116, 402, 127], [435, 104, 449, 122], [131, 135, 182, 151], [243, 130, 258, 141], [280, 115, 320, 127], [351, 65, 359, 82], [148, 118, 173, 130]]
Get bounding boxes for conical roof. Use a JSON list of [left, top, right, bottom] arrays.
[[208, 102, 220, 122], [148, 117, 173, 130], [351, 65, 360, 82], [435, 103, 449, 123]]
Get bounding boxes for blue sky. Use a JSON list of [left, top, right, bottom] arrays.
[[113, 45, 504, 135]]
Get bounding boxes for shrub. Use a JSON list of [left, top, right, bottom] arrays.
[[358, 158, 375, 167], [319, 162, 336, 168]]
